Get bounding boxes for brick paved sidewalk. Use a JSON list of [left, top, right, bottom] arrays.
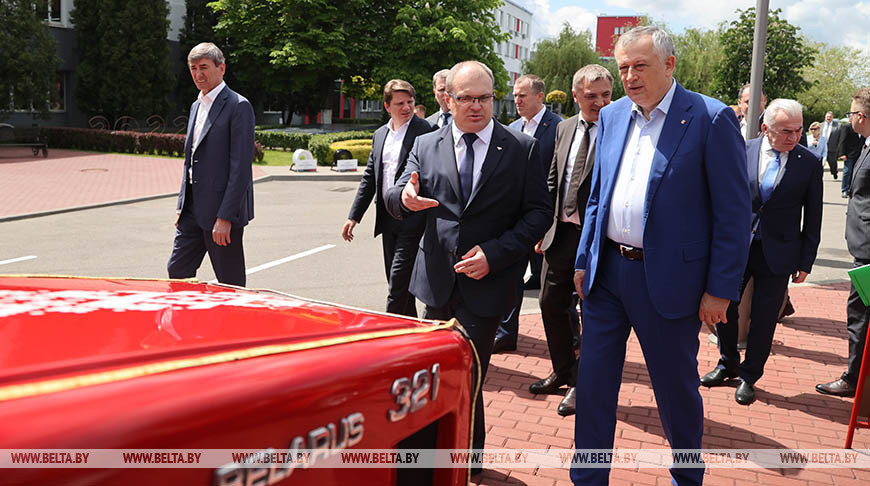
[[474, 282, 870, 485]]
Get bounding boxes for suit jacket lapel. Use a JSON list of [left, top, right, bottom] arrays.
[[371, 126, 387, 192], [439, 129, 463, 205], [533, 111, 551, 140], [645, 84, 693, 221], [185, 101, 198, 158], [468, 124, 507, 207], [195, 88, 229, 151], [747, 137, 761, 203]]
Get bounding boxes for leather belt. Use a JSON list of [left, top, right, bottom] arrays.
[[606, 238, 643, 261]]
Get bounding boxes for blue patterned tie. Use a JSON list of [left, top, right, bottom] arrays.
[[460, 133, 477, 206], [760, 149, 781, 202]]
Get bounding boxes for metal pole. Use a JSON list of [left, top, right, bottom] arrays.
[[747, 0, 769, 137]]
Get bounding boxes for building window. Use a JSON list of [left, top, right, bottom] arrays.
[[360, 99, 382, 113], [37, 0, 62, 23]]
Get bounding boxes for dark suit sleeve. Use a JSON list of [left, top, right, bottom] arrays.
[[385, 138, 421, 220], [216, 97, 255, 222], [347, 133, 378, 222], [479, 139, 553, 273], [703, 106, 752, 301], [799, 155, 824, 273]]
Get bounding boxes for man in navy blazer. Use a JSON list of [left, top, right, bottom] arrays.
[[168, 43, 254, 287], [342, 79, 435, 316], [572, 27, 751, 486], [493, 74, 562, 352], [385, 61, 552, 472], [702, 99, 822, 405]]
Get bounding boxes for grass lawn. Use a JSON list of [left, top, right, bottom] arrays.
[[259, 149, 293, 166]]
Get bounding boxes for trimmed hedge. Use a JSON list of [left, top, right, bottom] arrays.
[[309, 130, 374, 165], [254, 130, 312, 151], [330, 139, 372, 164], [41, 127, 264, 162]]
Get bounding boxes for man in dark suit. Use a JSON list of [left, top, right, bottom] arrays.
[[701, 99, 823, 405], [385, 61, 552, 470], [528, 64, 612, 416], [424, 69, 452, 129], [817, 87, 870, 397], [168, 42, 254, 287], [822, 111, 841, 179], [492, 74, 562, 353], [837, 119, 866, 198], [571, 27, 750, 486], [342, 79, 435, 316]]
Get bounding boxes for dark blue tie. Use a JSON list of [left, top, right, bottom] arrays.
[[460, 133, 477, 206], [760, 149, 781, 202]]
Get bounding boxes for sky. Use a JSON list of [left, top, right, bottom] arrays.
[[513, 0, 870, 55]]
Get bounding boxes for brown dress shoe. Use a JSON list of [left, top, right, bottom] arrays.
[[816, 375, 856, 397]]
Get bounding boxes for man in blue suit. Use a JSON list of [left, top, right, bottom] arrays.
[[385, 61, 552, 474], [701, 99, 822, 405], [572, 27, 751, 485], [493, 74, 562, 353], [168, 43, 255, 287], [342, 79, 435, 316]]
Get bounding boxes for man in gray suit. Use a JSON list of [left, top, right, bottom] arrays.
[[817, 87, 870, 397], [425, 69, 452, 128], [168, 42, 254, 286], [529, 64, 613, 416]]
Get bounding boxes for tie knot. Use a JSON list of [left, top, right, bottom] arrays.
[[772, 149, 780, 159], [462, 132, 478, 147]]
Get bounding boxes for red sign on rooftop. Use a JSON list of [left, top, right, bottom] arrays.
[[596, 16, 641, 57]]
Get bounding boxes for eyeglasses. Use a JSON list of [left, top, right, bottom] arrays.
[[845, 111, 865, 118], [810, 127, 820, 131], [448, 93, 495, 105]]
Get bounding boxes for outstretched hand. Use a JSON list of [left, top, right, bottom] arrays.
[[401, 172, 439, 211]]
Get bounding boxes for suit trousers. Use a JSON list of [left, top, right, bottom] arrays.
[[843, 157, 857, 193], [167, 186, 246, 286], [381, 226, 419, 317], [495, 254, 529, 345], [539, 221, 583, 380], [716, 240, 790, 384], [571, 244, 704, 486], [846, 258, 870, 384], [424, 288, 501, 451], [827, 157, 839, 177]]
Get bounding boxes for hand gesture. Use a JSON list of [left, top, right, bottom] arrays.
[[401, 172, 439, 211], [454, 245, 490, 280]]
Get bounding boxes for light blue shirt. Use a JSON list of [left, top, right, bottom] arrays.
[[806, 133, 827, 162], [606, 79, 677, 248]]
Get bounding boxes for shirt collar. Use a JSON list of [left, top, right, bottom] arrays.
[[388, 117, 411, 135], [452, 118, 495, 148], [524, 105, 547, 125], [577, 112, 597, 129], [761, 134, 785, 157], [199, 81, 226, 105], [631, 79, 676, 120]]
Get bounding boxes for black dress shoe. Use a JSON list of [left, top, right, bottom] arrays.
[[735, 380, 755, 405], [700, 368, 737, 387], [816, 375, 856, 397], [529, 371, 573, 394], [492, 336, 517, 354], [557, 387, 576, 416]]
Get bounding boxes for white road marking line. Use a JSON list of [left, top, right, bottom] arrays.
[[0, 255, 37, 266], [208, 245, 335, 283]]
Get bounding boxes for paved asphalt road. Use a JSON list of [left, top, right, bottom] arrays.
[[0, 174, 857, 314]]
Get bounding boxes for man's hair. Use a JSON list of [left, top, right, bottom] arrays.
[[188, 42, 225, 65], [825, 111, 834, 117], [446, 61, 494, 92], [432, 69, 450, 88], [852, 87, 870, 115], [738, 83, 767, 101], [515, 74, 545, 94], [383, 79, 416, 104], [614, 25, 675, 61], [763, 98, 803, 126], [572, 64, 613, 92]]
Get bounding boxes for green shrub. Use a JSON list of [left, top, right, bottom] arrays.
[[309, 130, 374, 165], [254, 130, 312, 151], [330, 139, 372, 164]]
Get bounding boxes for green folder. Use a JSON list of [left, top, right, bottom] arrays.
[[848, 263, 870, 306]]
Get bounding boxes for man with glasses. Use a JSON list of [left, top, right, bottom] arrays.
[[701, 99, 822, 406], [817, 88, 870, 397], [385, 61, 552, 474]]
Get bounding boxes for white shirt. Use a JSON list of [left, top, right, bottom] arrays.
[[522, 105, 547, 137], [380, 117, 411, 201], [740, 118, 749, 140], [822, 120, 833, 140], [451, 119, 494, 195], [560, 115, 598, 225], [435, 109, 452, 128], [190, 80, 226, 181], [606, 80, 677, 248], [758, 135, 789, 187]]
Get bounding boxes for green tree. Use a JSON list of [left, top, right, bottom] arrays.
[[71, 0, 174, 124], [672, 27, 723, 96], [523, 24, 601, 104], [798, 42, 868, 124], [0, 0, 61, 120], [712, 8, 815, 103]]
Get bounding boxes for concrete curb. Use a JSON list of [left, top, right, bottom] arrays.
[[0, 172, 362, 223]]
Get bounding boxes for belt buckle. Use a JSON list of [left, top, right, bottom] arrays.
[[619, 244, 638, 261]]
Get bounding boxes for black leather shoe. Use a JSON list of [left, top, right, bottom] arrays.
[[816, 375, 856, 397], [557, 387, 576, 416], [492, 336, 517, 354], [529, 372, 573, 394], [735, 380, 755, 405], [700, 368, 737, 387]]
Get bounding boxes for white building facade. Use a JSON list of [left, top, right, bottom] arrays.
[[492, 0, 533, 119]]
